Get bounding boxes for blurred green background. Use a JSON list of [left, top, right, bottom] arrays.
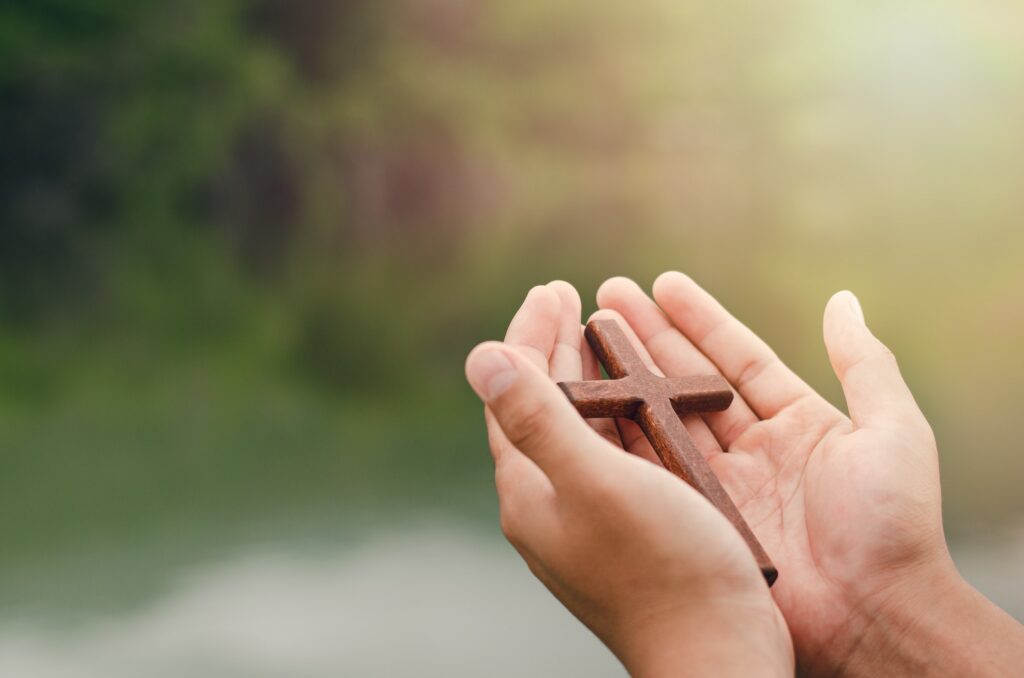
[[2, 0, 1023, 674]]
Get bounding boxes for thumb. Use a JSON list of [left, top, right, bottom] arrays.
[[823, 291, 928, 434], [466, 341, 604, 482]]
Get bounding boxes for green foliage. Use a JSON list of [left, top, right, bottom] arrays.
[[3, 0, 1024, 597]]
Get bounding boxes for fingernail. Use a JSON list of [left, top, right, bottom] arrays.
[[466, 347, 518, 401], [847, 291, 865, 325]]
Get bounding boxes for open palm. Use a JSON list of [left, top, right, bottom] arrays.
[[593, 273, 952, 674]]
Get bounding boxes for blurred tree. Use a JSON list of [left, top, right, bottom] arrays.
[[0, 1, 1022, 575]]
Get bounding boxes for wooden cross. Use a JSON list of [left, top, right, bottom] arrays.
[[559, 319, 777, 586]]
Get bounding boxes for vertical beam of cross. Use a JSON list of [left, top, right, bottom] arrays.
[[559, 319, 778, 586]]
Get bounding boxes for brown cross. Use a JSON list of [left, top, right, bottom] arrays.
[[559, 319, 777, 586]]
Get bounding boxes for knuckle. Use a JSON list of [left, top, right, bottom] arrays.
[[506, 398, 555, 452], [845, 343, 897, 380], [869, 335, 898, 365], [734, 353, 775, 391]]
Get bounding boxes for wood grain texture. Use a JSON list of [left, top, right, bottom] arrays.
[[559, 319, 778, 586]]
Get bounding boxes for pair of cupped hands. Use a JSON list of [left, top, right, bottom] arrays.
[[465, 273, 1023, 677]]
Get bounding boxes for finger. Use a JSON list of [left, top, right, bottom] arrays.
[[467, 342, 610, 482], [614, 419, 663, 466], [823, 291, 931, 436], [580, 325, 624, 448], [486, 408, 557, 540], [546, 281, 584, 382], [546, 283, 622, 448], [588, 309, 724, 461], [596, 276, 759, 449], [505, 285, 562, 373], [652, 271, 817, 419]]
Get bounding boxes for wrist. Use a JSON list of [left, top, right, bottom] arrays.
[[822, 558, 1024, 678], [617, 590, 793, 678]]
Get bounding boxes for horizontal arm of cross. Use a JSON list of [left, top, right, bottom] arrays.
[[559, 374, 733, 419], [662, 375, 734, 415], [558, 380, 644, 418]]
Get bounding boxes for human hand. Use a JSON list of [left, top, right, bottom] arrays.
[[465, 283, 793, 677], [596, 273, 1024, 676]]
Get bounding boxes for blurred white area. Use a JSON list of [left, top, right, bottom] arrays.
[[0, 527, 622, 678], [0, 523, 1021, 678]]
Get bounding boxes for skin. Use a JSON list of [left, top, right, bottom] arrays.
[[466, 274, 1024, 676], [594, 273, 1024, 675], [466, 283, 792, 677]]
